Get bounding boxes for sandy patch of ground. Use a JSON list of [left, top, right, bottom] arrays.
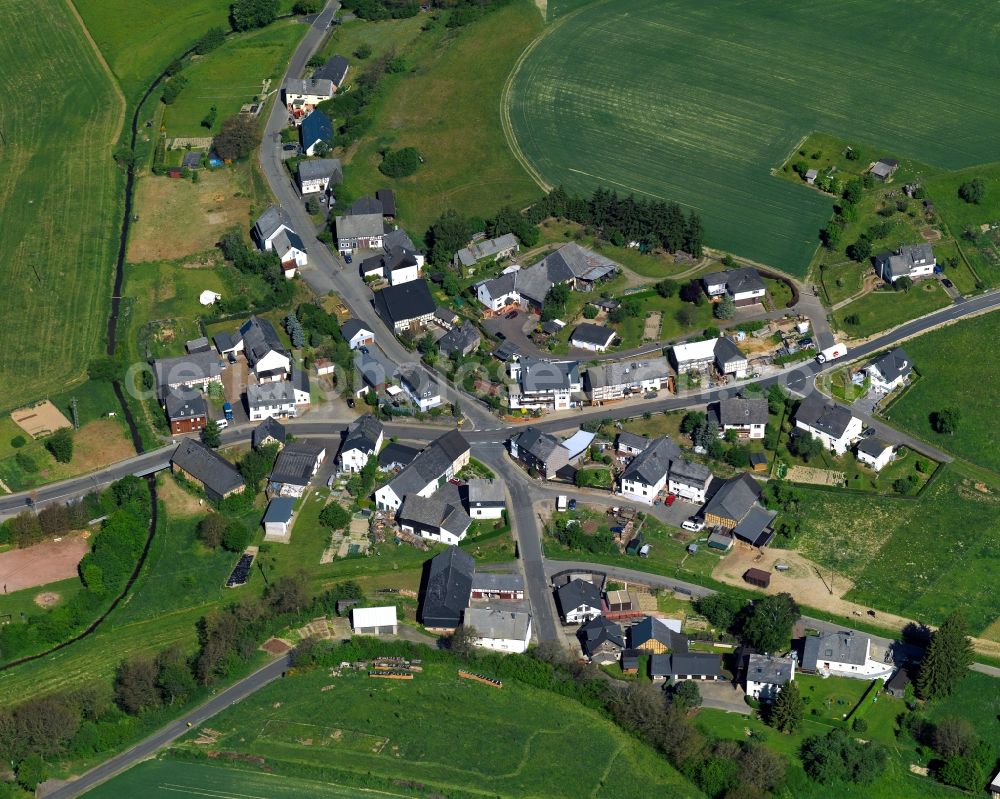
[[11, 401, 73, 438], [34, 591, 61, 608], [0, 534, 88, 593], [128, 169, 252, 262], [643, 311, 662, 341], [785, 465, 844, 487], [921, 227, 942, 242]]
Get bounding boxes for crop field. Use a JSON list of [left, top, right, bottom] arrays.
[[162, 657, 701, 798], [886, 313, 999, 472], [506, 0, 1000, 276], [0, 0, 124, 411]]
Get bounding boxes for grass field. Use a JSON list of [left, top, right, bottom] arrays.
[[886, 313, 999, 472], [507, 0, 1000, 276], [0, 0, 124, 411], [154, 655, 702, 798], [333, 2, 543, 239], [833, 283, 950, 338]]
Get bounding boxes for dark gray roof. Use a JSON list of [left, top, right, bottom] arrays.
[[616, 432, 650, 451], [164, 388, 207, 421], [630, 616, 688, 652], [718, 397, 768, 427], [252, 417, 286, 449], [214, 331, 236, 353], [621, 436, 679, 486], [339, 318, 372, 341], [186, 337, 210, 353], [703, 472, 762, 523], [385, 430, 470, 498], [520, 358, 580, 393], [732, 505, 777, 547], [382, 228, 416, 253], [479, 270, 517, 299], [361, 246, 417, 277], [373, 280, 435, 325], [670, 652, 724, 678], [571, 323, 615, 347], [375, 189, 396, 216], [869, 347, 913, 384], [263, 497, 295, 524], [669, 458, 712, 486], [795, 394, 856, 439], [579, 616, 624, 656], [466, 478, 504, 507], [313, 54, 349, 84], [336, 210, 384, 241], [857, 437, 892, 458], [292, 367, 309, 394], [492, 341, 521, 362], [456, 233, 519, 267], [253, 205, 293, 242], [555, 578, 602, 616], [270, 440, 326, 487], [512, 426, 562, 463], [297, 157, 342, 183], [714, 336, 747, 366], [171, 438, 245, 496], [153, 351, 222, 389], [246, 381, 294, 409], [355, 348, 397, 389], [342, 413, 383, 456], [746, 654, 794, 686], [378, 442, 419, 469], [421, 546, 475, 628], [398, 483, 471, 535], [238, 316, 287, 367], [437, 321, 481, 357], [701, 267, 766, 295], [348, 196, 383, 216], [802, 630, 870, 669], [471, 571, 523, 593]]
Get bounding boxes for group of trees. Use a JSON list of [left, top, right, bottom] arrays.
[[379, 146, 422, 178], [549, 516, 616, 556], [215, 229, 295, 313], [800, 728, 887, 785], [196, 513, 252, 552], [819, 175, 874, 255], [902, 712, 994, 791], [958, 177, 985, 205], [230, 0, 279, 31], [213, 113, 261, 161], [695, 592, 800, 653]]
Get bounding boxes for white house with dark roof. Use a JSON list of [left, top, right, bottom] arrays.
[[701, 267, 767, 306], [297, 157, 342, 194], [398, 482, 471, 545], [874, 244, 936, 283], [555, 578, 602, 624], [856, 438, 894, 472], [340, 318, 374, 350], [465, 607, 532, 653], [374, 430, 470, 512], [253, 205, 295, 252], [271, 229, 307, 277], [744, 654, 795, 701], [508, 427, 570, 480], [283, 77, 334, 119], [584, 357, 670, 403], [373, 280, 436, 332], [668, 458, 713, 504], [794, 394, 862, 455], [713, 397, 768, 439], [570, 323, 616, 352], [234, 316, 291, 382], [338, 413, 384, 473], [864, 347, 913, 392], [671, 337, 748, 378], [465, 478, 505, 519], [619, 436, 679, 504], [801, 630, 893, 679], [152, 351, 223, 394], [508, 358, 581, 411], [335, 197, 385, 252], [247, 382, 296, 421], [475, 271, 521, 314], [399, 366, 442, 411]]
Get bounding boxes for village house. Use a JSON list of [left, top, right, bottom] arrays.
[[508, 358, 582, 412], [338, 413, 384, 473], [398, 483, 471, 546], [465, 478, 505, 519], [744, 653, 795, 702], [262, 496, 295, 542], [437, 321, 482, 359], [378, 442, 419, 471], [711, 397, 769, 439], [373, 279, 436, 333], [555, 578, 603, 624], [170, 438, 245, 502], [271, 228, 307, 278], [399, 366, 442, 411], [298, 110, 332, 156], [671, 337, 749, 379], [283, 77, 335, 119], [584, 357, 670, 404], [519, 243, 619, 308], [702, 472, 776, 547], [152, 351, 223, 395], [668, 458, 713, 504], [360, 247, 421, 287], [164, 389, 208, 435], [800, 630, 893, 679], [508, 427, 571, 480], [570, 323, 616, 353], [701, 267, 767, 306], [251, 417, 286, 450], [375, 430, 470, 512], [630, 616, 687, 654], [220, 316, 291, 383], [616, 431, 651, 456], [856, 437, 894, 472], [354, 348, 398, 397], [619, 436, 680, 504], [470, 571, 523, 600], [252, 205, 296, 252], [312, 54, 349, 88], [340, 318, 375, 350], [381, 228, 424, 266], [465, 608, 532, 654], [475, 271, 521, 314], [420, 545, 475, 631], [268, 440, 326, 498], [247, 381, 297, 421], [578, 616, 625, 664], [650, 653, 724, 684], [335, 197, 385, 252], [352, 606, 398, 636], [864, 347, 914, 392], [874, 243, 936, 283], [297, 157, 342, 194], [794, 393, 863, 455], [454, 233, 520, 272], [291, 368, 311, 405]]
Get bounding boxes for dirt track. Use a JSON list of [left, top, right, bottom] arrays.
[[0, 534, 88, 593]]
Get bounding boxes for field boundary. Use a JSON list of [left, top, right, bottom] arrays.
[[64, 0, 126, 146]]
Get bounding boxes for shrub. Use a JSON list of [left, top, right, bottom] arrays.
[[354, 43, 372, 59], [10, 435, 26, 449], [378, 147, 421, 178], [212, 114, 260, 161], [319, 502, 351, 530], [230, 0, 278, 31], [222, 521, 251, 552], [958, 177, 985, 204], [582, 304, 598, 319], [161, 74, 188, 105], [46, 428, 74, 463]]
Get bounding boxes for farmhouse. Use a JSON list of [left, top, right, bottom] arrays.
[[470, 571, 523, 600], [570, 323, 616, 352], [271, 229, 307, 277], [163, 389, 208, 434], [475, 271, 521, 314], [268, 441, 326, 498], [420, 545, 475, 631], [874, 244, 936, 283], [702, 472, 776, 547], [508, 358, 582, 411], [514, 243, 619, 308], [375, 430, 470, 512], [630, 615, 687, 654], [465, 608, 532, 654], [869, 158, 899, 182], [230, 316, 291, 382], [454, 233, 520, 271], [297, 157, 342, 194], [578, 616, 625, 663], [373, 280, 436, 332], [555, 578, 602, 624], [252, 205, 295, 252], [312, 54, 349, 87], [668, 459, 713, 504], [671, 337, 749, 378], [864, 347, 913, 392], [152, 351, 222, 394], [714, 337, 750, 378], [856, 438, 894, 472], [794, 393, 862, 455], [378, 442, 419, 471], [247, 381, 297, 421], [744, 654, 795, 701], [398, 482, 471, 546], [340, 318, 374, 350], [465, 478, 506, 519], [650, 653, 724, 683], [298, 110, 332, 156], [335, 197, 385, 252], [351, 606, 398, 636], [252, 417, 286, 450], [584, 357, 670, 403], [360, 247, 421, 287], [399, 366, 442, 411], [338, 413, 384, 473], [262, 497, 296, 542], [170, 438, 245, 502], [711, 397, 768, 439], [437, 321, 482, 358], [508, 427, 571, 480], [700, 267, 767, 306], [616, 431, 651, 456], [283, 77, 335, 118], [800, 630, 893, 679], [619, 436, 680, 504]]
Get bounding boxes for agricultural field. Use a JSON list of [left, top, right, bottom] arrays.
[[832, 282, 951, 338], [332, 2, 543, 238], [507, 0, 1000, 276], [0, 0, 124, 411], [886, 313, 1000, 471], [154, 655, 702, 798]]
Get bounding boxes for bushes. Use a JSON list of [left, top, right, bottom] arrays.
[[212, 114, 260, 161], [230, 0, 278, 31], [319, 502, 351, 530], [800, 728, 887, 784], [550, 517, 616, 555], [161, 74, 188, 105], [378, 147, 422, 178], [193, 27, 225, 55], [46, 427, 74, 463]]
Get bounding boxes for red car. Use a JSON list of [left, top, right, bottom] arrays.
[[665, 493, 677, 507]]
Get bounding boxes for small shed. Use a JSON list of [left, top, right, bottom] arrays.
[[707, 529, 733, 551], [315, 358, 336, 376], [743, 568, 771, 589], [262, 497, 295, 542], [336, 597, 361, 616], [805, 168, 818, 185], [621, 648, 641, 674], [625, 534, 644, 555], [351, 606, 398, 635], [749, 452, 768, 472]]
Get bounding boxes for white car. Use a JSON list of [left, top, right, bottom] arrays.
[[681, 518, 705, 533], [215, 418, 229, 430]]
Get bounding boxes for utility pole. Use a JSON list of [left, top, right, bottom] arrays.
[[71, 397, 80, 430]]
